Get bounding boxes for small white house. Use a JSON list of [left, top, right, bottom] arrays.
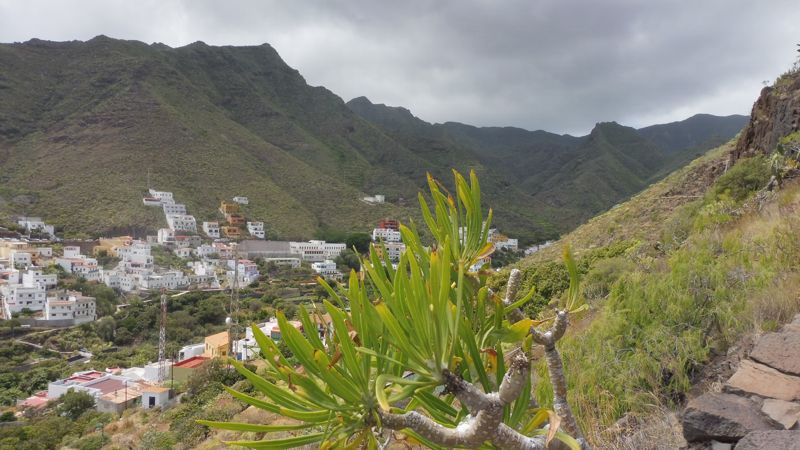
[[247, 222, 265, 239], [311, 260, 343, 281], [165, 214, 197, 233], [162, 203, 187, 216], [202, 222, 220, 239], [362, 194, 385, 204], [233, 196, 249, 205], [372, 227, 401, 243], [141, 385, 173, 410]]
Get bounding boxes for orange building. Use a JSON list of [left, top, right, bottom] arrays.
[[221, 226, 241, 238], [226, 213, 245, 226], [219, 201, 240, 215]]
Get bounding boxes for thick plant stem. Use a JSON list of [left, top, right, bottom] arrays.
[[492, 423, 548, 450], [380, 408, 501, 447], [531, 310, 589, 447], [503, 269, 527, 323]]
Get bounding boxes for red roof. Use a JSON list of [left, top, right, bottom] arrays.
[[174, 356, 210, 369], [67, 371, 105, 383]]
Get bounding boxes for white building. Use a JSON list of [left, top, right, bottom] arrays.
[[202, 222, 220, 239], [362, 194, 385, 204], [119, 241, 154, 270], [174, 248, 193, 259], [157, 228, 175, 245], [9, 250, 32, 267], [17, 217, 55, 239], [289, 241, 346, 262], [372, 227, 401, 243], [311, 260, 343, 281], [166, 214, 197, 233], [233, 196, 249, 205], [162, 203, 187, 216], [1, 282, 47, 318], [377, 242, 406, 262], [178, 343, 205, 361], [44, 291, 96, 323], [57, 248, 101, 282], [140, 271, 189, 291], [194, 244, 217, 258], [148, 189, 174, 204], [247, 222, 265, 239], [22, 268, 57, 289], [226, 260, 260, 286]]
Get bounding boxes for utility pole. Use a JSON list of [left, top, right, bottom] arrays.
[[157, 288, 168, 384], [228, 248, 240, 360]]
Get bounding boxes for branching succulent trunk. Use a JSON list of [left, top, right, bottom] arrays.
[[378, 271, 591, 449]]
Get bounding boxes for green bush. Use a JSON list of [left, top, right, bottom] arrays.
[[710, 155, 770, 202]]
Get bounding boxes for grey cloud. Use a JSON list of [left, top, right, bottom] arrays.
[[0, 0, 797, 134]]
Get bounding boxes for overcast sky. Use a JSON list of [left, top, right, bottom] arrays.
[[0, 1, 798, 135]]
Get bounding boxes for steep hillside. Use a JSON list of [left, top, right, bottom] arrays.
[[0, 36, 746, 241], [496, 67, 800, 448], [347, 97, 747, 228]]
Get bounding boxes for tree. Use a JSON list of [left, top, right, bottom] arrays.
[[334, 248, 361, 272], [345, 232, 372, 254], [203, 171, 590, 449], [58, 389, 95, 420], [94, 316, 116, 342]]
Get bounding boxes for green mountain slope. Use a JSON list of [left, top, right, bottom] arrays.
[[0, 36, 747, 242]]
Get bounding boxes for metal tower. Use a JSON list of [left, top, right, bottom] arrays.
[[228, 249, 241, 360], [157, 289, 168, 384]]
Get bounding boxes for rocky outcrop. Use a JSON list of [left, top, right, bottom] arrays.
[[682, 314, 800, 445], [682, 393, 779, 442], [734, 430, 800, 450], [732, 70, 800, 162]]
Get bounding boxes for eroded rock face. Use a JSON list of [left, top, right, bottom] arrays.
[[682, 393, 780, 442], [733, 430, 800, 450], [749, 331, 800, 377], [732, 72, 800, 162]]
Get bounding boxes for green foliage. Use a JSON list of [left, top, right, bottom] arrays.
[[334, 248, 361, 272], [207, 170, 580, 448], [58, 389, 96, 421], [139, 431, 177, 450], [709, 155, 770, 202]]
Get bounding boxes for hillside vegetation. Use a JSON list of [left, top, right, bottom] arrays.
[[495, 67, 800, 447], [0, 37, 745, 241]]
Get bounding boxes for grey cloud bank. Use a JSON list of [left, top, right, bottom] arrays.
[[0, 0, 797, 135]]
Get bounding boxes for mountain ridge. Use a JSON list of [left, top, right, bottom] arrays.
[[0, 36, 748, 243]]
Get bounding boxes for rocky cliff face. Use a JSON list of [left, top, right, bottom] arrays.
[[732, 71, 800, 161]]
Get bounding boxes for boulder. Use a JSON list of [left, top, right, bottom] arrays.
[[682, 392, 779, 442], [750, 331, 800, 376], [711, 441, 733, 450], [727, 360, 800, 401], [734, 430, 800, 450], [761, 398, 800, 429]]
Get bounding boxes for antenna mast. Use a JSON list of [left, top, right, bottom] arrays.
[[229, 248, 241, 360], [158, 289, 168, 384]]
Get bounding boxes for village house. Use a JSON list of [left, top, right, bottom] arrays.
[[362, 194, 385, 204], [16, 216, 55, 239], [57, 246, 101, 281], [165, 214, 197, 233], [311, 260, 343, 281], [157, 228, 176, 245], [232, 196, 249, 205], [174, 247, 194, 259], [46, 371, 145, 414], [44, 290, 96, 324], [174, 235, 201, 249], [203, 331, 229, 358], [202, 221, 220, 239], [219, 201, 239, 215], [9, 250, 32, 267], [22, 267, 57, 289], [147, 189, 174, 204], [221, 225, 241, 239], [178, 343, 205, 361], [289, 240, 346, 262], [172, 356, 210, 383], [374, 241, 406, 263], [1, 279, 46, 319], [162, 203, 187, 216], [227, 259, 260, 285], [116, 240, 154, 271], [193, 244, 217, 258], [141, 385, 175, 410], [246, 221, 265, 239], [225, 213, 245, 226], [372, 227, 401, 243]]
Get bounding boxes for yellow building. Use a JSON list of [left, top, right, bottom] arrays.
[[219, 201, 239, 215], [221, 226, 241, 238], [203, 331, 229, 358]]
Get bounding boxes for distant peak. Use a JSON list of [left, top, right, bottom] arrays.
[[347, 96, 373, 106]]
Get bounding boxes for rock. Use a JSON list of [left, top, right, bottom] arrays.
[[761, 398, 800, 429], [784, 315, 800, 333], [682, 392, 779, 442], [733, 430, 800, 450], [727, 360, 800, 401], [750, 331, 800, 376], [711, 441, 732, 450]]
